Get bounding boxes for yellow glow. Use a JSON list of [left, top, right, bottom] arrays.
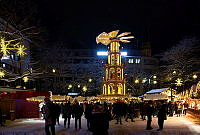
[[142, 79, 146, 83], [153, 75, 157, 79], [153, 80, 157, 84], [17, 44, 26, 56], [0, 71, 5, 78], [23, 77, 29, 82], [88, 78, 92, 82], [68, 84, 72, 89], [135, 79, 139, 83], [0, 38, 9, 56], [193, 74, 197, 79], [52, 69, 56, 73], [175, 78, 183, 86], [82, 86, 87, 92], [78, 84, 81, 88]]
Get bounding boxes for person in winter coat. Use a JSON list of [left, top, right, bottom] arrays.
[[72, 102, 84, 129], [84, 103, 93, 130], [90, 103, 110, 135], [146, 100, 154, 130], [41, 97, 56, 135], [62, 101, 72, 128], [157, 101, 167, 131]]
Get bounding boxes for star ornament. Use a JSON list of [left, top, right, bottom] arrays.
[[0, 70, 5, 78], [96, 30, 134, 45], [17, 44, 26, 56]]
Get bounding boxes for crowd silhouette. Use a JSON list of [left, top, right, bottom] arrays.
[[41, 98, 189, 135]]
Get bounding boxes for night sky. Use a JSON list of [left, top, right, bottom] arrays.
[[37, 0, 200, 55]]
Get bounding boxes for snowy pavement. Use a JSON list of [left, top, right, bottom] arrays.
[[0, 114, 200, 135]]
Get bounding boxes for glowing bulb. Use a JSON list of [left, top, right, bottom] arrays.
[[52, 69, 56, 73], [153, 81, 157, 84], [153, 75, 157, 79], [193, 75, 197, 79], [23, 77, 29, 82], [83, 86, 87, 92], [135, 79, 139, 84], [0, 71, 5, 78], [78, 84, 81, 88], [68, 84, 72, 89], [88, 78, 92, 82]]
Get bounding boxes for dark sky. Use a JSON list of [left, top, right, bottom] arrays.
[[37, 0, 200, 55]]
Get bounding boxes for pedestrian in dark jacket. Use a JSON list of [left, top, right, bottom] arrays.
[[72, 102, 84, 129], [55, 103, 61, 125], [125, 102, 135, 122], [146, 100, 154, 130], [90, 104, 110, 135], [63, 101, 72, 128], [157, 101, 167, 131], [84, 103, 93, 130], [42, 97, 56, 135]]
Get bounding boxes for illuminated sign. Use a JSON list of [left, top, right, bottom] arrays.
[[97, 51, 127, 56]]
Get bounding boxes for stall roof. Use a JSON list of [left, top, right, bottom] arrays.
[[146, 88, 169, 94]]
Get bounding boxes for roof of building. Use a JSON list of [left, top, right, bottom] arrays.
[[146, 88, 169, 94]]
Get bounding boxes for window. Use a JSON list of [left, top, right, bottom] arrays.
[[2, 63, 6, 68], [128, 59, 134, 63], [135, 58, 140, 64]]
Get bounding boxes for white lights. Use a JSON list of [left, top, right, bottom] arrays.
[[52, 69, 56, 73], [135, 79, 139, 84], [23, 77, 29, 82], [88, 78, 92, 82], [193, 74, 197, 79], [97, 51, 127, 56]]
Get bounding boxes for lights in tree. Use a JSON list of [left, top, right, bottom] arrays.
[[78, 84, 81, 88], [175, 78, 183, 86], [153, 75, 157, 79], [23, 77, 29, 82], [142, 79, 147, 83], [0, 70, 5, 78], [17, 44, 26, 56], [0, 37, 26, 57]]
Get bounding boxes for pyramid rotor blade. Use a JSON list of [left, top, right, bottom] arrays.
[[96, 32, 111, 45], [120, 36, 134, 40], [120, 39, 130, 43], [108, 30, 119, 38], [117, 32, 131, 38]]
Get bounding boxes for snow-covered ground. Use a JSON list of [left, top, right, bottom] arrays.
[[0, 114, 200, 135]]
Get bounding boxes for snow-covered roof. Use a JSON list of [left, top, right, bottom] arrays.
[[146, 88, 169, 94]]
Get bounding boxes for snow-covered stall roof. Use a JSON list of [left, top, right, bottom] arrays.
[[146, 88, 169, 94]]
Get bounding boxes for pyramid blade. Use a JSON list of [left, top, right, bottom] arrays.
[[96, 32, 111, 45], [117, 32, 131, 38], [108, 30, 119, 38], [120, 39, 130, 43], [120, 36, 134, 40]]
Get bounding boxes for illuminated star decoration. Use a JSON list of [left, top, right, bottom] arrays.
[[175, 78, 183, 86], [0, 70, 5, 78], [0, 37, 26, 57], [96, 30, 134, 45]]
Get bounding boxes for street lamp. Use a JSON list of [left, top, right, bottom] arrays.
[[68, 84, 72, 89], [153, 75, 157, 79], [153, 80, 157, 84]]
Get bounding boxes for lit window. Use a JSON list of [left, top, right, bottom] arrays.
[[2, 64, 6, 68], [128, 59, 134, 63], [135, 58, 140, 64]]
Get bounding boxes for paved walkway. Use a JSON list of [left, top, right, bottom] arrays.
[[0, 114, 200, 135]]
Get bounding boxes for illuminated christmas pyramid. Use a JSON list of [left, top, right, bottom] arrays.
[[96, 30, 134, 95]]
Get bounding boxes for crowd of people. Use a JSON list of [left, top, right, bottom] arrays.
[[41, 98, 189, 135]]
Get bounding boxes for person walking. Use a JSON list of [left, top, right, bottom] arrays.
[[157, 100, 167, 131], [183, 101, 189, 115], [72, 101, 84, 130], [41, 97, 56, 135], [125, 102, 135, 122], [84, 103, 93, 130], [146, 100, 154, 130], [90, 103, 110, 135], [55, 103, 61, 125], [62, 101, 72, 128]]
